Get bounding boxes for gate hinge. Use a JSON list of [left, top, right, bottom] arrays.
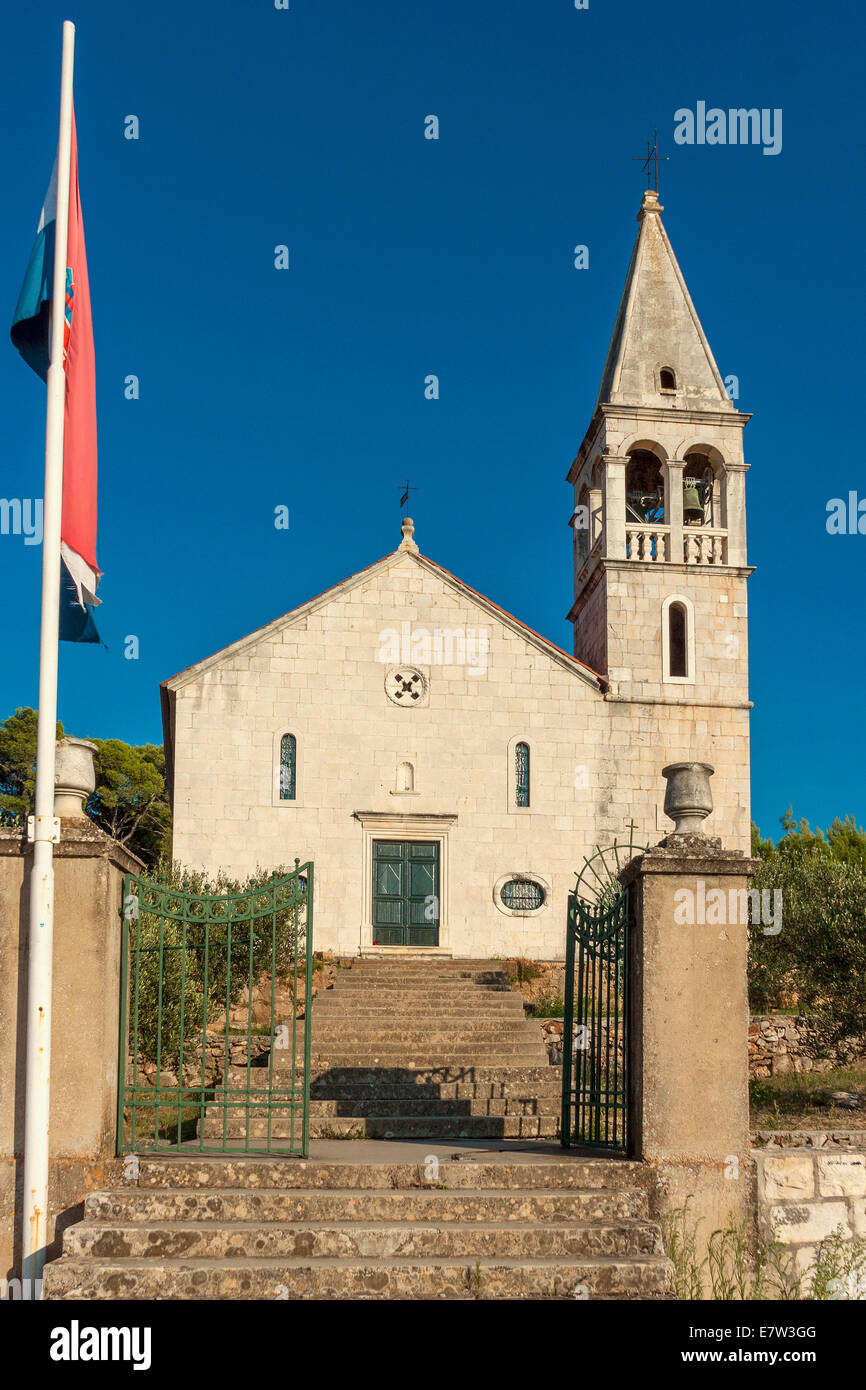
[[27, 814, 61, 844]]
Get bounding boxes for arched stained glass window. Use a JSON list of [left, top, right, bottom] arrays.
[[515, 742, 530, 808], [280, 734, 296, 801]]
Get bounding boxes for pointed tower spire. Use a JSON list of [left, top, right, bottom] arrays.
[[595, 189, 732, 413], [567, 188, 752, 692]]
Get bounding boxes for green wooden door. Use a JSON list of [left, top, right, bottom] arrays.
[[372, 840, 439, 946]]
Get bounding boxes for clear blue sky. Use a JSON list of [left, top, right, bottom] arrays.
[[1, 0, 863, 841]]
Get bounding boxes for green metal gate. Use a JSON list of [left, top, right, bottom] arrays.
[[561, 884, 630, 1154], [118, 861, 313, 1156]]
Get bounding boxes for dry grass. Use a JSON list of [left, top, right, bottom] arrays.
[[750, 1064, 866, 1130]]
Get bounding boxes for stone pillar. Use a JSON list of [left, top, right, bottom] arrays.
[[621, 826, 758, 1272], [602, 456, 628, 559], [0, 820, 142, 1281], [723, 462, 749, 566], [665, 458, 684, 564]]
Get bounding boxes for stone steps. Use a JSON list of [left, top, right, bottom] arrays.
[[65, 1218, 661, 1260], [226, 1065, 563, 1095], [312, 1001, 528, 1016], [203, 959, 552, 1143], [83, 1186, 648, 1223], [43, 1156, 674, 1301], [304, 1017, 539, 1039], [309, 1080, 563, 1100], [307, 1038, 546, 1054], [303, 1052, 547, 1067], [134, 1156, 647, 1190], [331, 981, 513, 993], [306, 1098, 560, 1117], [42, 1254, 675, 1300], [280, 1065, 561, 1086], [203, 1114, 559, 1140], [339, 962, 508, 974], [211, 1097, 559, 1119]]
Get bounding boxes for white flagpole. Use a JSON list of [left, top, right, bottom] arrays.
[[22, 18, 75, 1298]]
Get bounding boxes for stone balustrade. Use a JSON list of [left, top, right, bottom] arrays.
[[625, 524, 670, 561], [682, 527, 728, 564], [617, 523, 729, 565]]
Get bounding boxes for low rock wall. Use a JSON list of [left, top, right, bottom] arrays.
[[536, 1007, 866, 1078]]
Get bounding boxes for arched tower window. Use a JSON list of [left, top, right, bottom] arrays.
[[589, 459, 603, 547], [668, 603, 687, 678], [683, 452, 715, 528], [515, 742, 530, 808], [279, 734, 296, 800], [661, 594, 695, 683], [659, 367, 677, 391], [626, 450, 665, 524], [574, 484, 590, 569]]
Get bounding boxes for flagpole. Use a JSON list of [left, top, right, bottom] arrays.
[[22, 18, 75, 1297]]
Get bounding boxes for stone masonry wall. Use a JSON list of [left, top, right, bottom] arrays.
[[754, 1144, 866, 1279]]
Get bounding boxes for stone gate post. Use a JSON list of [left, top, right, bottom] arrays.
[[0, 815, 142, 1283], [620, 764, 758, 1266]]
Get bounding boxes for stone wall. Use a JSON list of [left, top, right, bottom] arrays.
[[754, 1142, 866, 1279], [750, 1016, 866, 1078], [129, 1034, 273, 1095], [528, 995, 864, 1077]]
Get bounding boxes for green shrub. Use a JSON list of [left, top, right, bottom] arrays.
[[749, 814, 866, 1049], [526, 992, 565, 1018], [513, 958, 543, 983]]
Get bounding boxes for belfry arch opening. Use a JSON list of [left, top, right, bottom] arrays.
[[683, 451, 717, 528], [626, 450, 665, 524]]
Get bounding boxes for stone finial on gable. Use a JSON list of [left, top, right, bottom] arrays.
[[399, 516, 419, 553], [638, 188, 663, 220]]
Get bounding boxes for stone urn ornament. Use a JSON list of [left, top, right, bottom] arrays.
[[53, 737, 98, 819], [661, 761, 714, 836]]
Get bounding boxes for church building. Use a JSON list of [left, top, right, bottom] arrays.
[[161, 189, 753, 959]]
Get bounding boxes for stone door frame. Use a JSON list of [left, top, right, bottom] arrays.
[[354, 812, 457, 953]]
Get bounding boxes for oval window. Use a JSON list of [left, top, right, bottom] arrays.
[[500, 878, 545, 911]]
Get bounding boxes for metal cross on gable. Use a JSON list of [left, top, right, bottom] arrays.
[[632, 130, 669, 193], [398, 478, 418, 516]]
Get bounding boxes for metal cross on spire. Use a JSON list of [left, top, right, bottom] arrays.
[[632, 129, 669, 193], [398, 478, 418, 516]]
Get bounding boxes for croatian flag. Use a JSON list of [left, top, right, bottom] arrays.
[[11, 108, 100, 642]]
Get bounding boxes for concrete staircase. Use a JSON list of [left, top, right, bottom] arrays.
[[207, 958, 562, 1142], [42, 1152, 675, 1300]]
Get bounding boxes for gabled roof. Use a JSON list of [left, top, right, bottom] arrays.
[[160, 542, 603, 695], [595, 190, 733, 413], [159, 539, 603, 794]]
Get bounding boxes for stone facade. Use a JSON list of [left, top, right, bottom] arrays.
[[162, 189, 753, 960], [163, 546, 751, 958], [754, 1144, 866, 1278]]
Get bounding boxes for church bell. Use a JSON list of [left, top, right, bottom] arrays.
[[683, 480, 705, 525]]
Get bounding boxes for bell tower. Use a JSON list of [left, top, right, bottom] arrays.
[[567, 189, 752, 708]]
